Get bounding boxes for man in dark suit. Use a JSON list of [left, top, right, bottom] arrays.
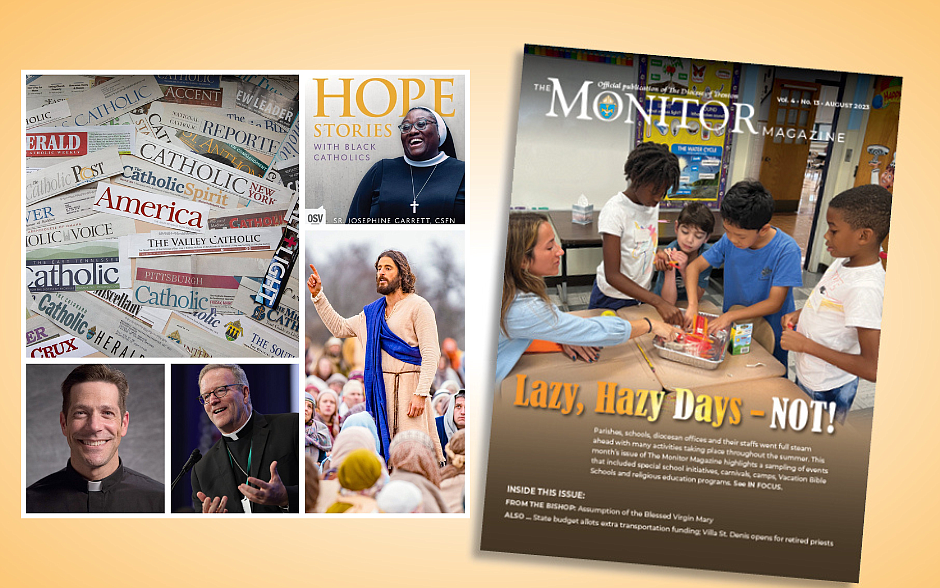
[[191, 364, 298, 513]]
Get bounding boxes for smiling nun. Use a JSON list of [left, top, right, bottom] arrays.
[[346, 107, 465, 223]]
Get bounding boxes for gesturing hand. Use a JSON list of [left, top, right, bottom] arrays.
[[238, 461, 288, 507], [306, 264, 322, 298], [196, 492, 229, 514]]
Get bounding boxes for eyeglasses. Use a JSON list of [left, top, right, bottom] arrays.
[[198, 384, 242, 405], [398, 118, 436, 133]]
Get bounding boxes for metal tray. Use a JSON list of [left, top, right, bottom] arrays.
[[652, 312, 729, 370]]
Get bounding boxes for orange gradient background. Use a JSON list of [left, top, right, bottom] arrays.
[[6, 1, 936, 586]]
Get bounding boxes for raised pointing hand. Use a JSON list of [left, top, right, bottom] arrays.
[[306, 264, 322, 298]]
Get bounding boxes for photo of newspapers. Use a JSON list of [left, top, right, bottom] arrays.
[[25, 74, 300, 359]]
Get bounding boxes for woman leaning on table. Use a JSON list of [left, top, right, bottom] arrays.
[[346, 107, 465, 223], [496, 212, 681, 386]]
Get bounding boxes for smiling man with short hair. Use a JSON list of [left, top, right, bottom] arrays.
[[190, 364, 299, 514], [26, 364, 163, 513]]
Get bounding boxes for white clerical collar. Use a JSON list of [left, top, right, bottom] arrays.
[[404, 152, 448, 167], [223, 411, 254, 441], [87, 480, 102, 492]]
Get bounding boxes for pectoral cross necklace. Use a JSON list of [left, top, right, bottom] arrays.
[[409, 164, 439, 215]]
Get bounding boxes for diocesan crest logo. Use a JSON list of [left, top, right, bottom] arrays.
[[86, 326, 97, 340], [224, 320, 244, 341], [598, 94, 618, 120]]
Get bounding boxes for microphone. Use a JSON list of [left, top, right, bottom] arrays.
[[171, 448, 202, 491]]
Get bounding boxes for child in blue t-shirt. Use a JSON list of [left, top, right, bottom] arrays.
[[684, 181, 802, 367], [652, 202, 714, 304]]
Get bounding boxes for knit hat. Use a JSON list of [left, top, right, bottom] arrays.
[[338, 448, 383, 491]]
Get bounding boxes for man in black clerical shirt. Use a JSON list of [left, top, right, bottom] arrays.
[[190, 364, 299, 513], [26, 365, 164, 513]]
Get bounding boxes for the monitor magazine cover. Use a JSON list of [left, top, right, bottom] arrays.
[[482, 44, 900, 582]]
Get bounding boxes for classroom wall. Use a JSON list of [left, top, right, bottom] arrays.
[[509, 55, 639, 211], [807, 73, 872, 271]]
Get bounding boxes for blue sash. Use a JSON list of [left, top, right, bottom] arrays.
[[363, 297, 422, 462]]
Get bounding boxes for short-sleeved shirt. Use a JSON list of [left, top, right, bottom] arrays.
[[652, 240, 713, 302], [795, 258, 884, 390], [702, 228, 802, 361], [595, 192, 658, 300]]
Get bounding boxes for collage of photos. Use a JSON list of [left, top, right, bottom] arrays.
[[19, 50, 898, 582], [23, 71, 467, 516]]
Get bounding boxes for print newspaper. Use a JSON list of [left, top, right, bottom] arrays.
[[24, 74, 301, 358]]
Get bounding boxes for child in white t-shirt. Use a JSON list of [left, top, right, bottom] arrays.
[[780, 185, 891, 423], [589, 142, 684, 326]]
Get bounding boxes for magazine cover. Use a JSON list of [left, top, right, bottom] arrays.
[[482, 44, 900, 582], [304, 72, 466, 225]]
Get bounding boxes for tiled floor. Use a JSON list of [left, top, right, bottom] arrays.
[[770, 169, 822, 262]]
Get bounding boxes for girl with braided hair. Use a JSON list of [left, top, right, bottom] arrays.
[[589, 142, 684, 325]]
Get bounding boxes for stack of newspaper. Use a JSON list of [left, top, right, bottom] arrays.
[[24, 74, 301, 359]]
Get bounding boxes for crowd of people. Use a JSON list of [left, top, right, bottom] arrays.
[[303, 334, 466, 513]]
